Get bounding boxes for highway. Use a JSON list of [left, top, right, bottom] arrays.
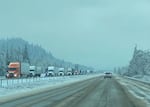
[[0, 76, 147, 107]]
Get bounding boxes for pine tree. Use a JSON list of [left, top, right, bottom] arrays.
[[6, 48, 10, 65], [23, 45, 30, 64]]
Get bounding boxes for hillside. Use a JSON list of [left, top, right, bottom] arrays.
[[0, 38, 91, 75]]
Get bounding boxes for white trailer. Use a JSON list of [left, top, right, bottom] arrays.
[[36, 66, 43, 77], [21, 63, 30, 77]]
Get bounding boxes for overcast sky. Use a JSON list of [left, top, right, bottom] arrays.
[[0, 0, 150, 70]]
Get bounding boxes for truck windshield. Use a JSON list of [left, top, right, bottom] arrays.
[[8, 68, 17, 71]]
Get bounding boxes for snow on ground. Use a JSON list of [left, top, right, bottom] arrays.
[[132, 75, 150, 82], [116, 76, 150, 107], [0, 74, 102, 99], [124, 75, 150, 85], [0, 76, 5, 79]]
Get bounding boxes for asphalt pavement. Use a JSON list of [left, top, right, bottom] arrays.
[[0, 76, 146, 107]]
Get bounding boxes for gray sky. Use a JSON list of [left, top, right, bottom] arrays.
[[0, 0, 150, 70]]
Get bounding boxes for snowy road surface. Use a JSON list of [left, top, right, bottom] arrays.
[[0, 76, 148, 107], [0, 74, 102, 97]]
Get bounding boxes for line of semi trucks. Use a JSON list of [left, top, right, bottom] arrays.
[[6, 62, 91, 78]]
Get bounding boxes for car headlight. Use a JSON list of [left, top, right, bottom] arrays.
[[14, 74, 17, 77]]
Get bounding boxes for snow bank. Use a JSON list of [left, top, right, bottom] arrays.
[[133, 75, 150, 82], [0, 74, 102, 99], [117, 76, 150, 107], [124, 75, 150, 85]]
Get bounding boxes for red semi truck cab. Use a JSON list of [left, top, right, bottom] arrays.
[[6, 62, 20, 78]]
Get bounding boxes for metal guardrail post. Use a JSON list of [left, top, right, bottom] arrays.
[[7, 79, 8, 87], [0, 79, 2, 87]]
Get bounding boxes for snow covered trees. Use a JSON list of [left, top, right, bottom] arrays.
[[126, 46, 150, 76], [0, 38, 90, 76], [22, 45, 30, 63]]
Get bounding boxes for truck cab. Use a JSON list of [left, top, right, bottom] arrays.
[[47, 66, 55, 76], [29, 66, 42, 77], [74, 70, 80, 75], [6, 62, 20, 78], [58, 68, 65, 76], [29, 66, 36, 77], [66, 68, 72, 76]]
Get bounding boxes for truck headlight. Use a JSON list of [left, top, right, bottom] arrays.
[[14, 74, 17, 77]]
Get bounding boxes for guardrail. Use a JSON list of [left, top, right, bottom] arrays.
[[0, 74, 89, 88], [0, 73, 99, 88], [124, 76, 150, 86], [0, 77, 45, 88]]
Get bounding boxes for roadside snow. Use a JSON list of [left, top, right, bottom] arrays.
[[133, 75, 150, 82], [0, 74, 102, 99], [0, 76, 5, 79], [117, 76, 150, 107], [124, 75, 150, 85]]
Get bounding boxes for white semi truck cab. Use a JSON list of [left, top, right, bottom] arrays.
[[58, 68, 65, 76], [29, 66, 36, 77], [67, 68, 72, 75], [47, 66, 55, 76], [29, 66, 43, 77]]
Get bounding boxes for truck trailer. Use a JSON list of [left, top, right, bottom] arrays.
[[6, 62, 30, 78]]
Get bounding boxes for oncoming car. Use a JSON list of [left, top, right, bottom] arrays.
[[104, 72, 112, 79]]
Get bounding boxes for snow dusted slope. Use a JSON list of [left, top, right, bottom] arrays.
[[116, 76, 150, 107], [0, 74, 102, 99], [132, 75, 150, 82]]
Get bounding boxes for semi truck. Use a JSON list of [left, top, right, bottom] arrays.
[[47, 66, 55, 76], [29, 66, 36, 77], [73, 70, 80, 75], [29, 66, 43, 77], [6, 62, 30, 78], [66, 68, 72, 75], [58, 68, 65, 76]]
